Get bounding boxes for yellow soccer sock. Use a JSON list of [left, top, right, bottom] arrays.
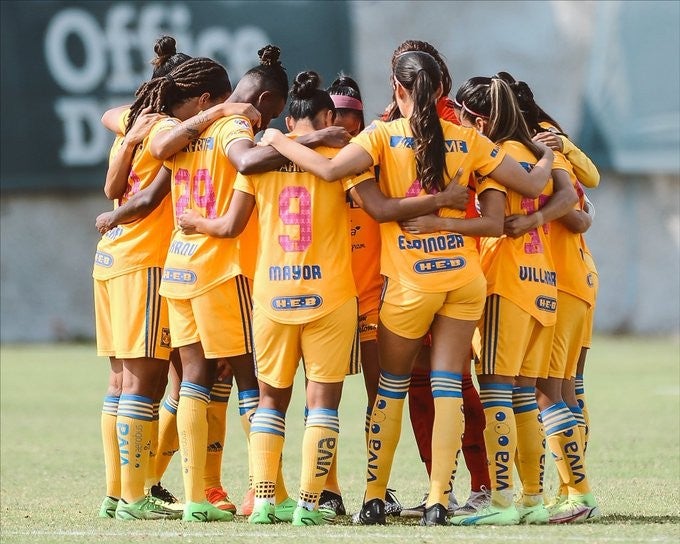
[[101, 396, 121, 499], [513, 386, 545, 496], [323, 449, 341, 495], [365, 371, 410, 502], [238, 389, 259, 489], [427, 371, 464, 507], [177, 382, 210, 503], [480, 383, 516, 505], [274, 456, 289, 504], [153, 396, 179, 484], [117, 394, 154, 503], [542, 402, 590, 496], [250, 408, 285, 503], [204, 382, 231, 490], [145, 403, 160, 490], [575, 375, 589, 452], [299, 409, 340, 509]]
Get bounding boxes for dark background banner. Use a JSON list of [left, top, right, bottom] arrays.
[[0, 0, 352, 192]]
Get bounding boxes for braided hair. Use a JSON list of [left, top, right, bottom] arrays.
[[393, 51, 448, 194], [150, 35, 191, 78], [126, 57, 231, 134]]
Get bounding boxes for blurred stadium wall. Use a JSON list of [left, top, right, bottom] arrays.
[[1, 1, 678, 342]]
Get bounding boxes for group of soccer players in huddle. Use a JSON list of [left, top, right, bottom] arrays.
[[93, 35, 601, 527]]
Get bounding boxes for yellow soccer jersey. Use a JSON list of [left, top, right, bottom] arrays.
[[93, 117, 174, 280], [159, 115, 254, 299], [348, 118, 505, 293], [234, 143, 356, 325], [549, 159, 596, 307], [477, 141, 559, 326], [348, 193, 382, 315]]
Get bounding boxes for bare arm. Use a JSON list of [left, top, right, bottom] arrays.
[[177, 190, 256, 238], [261, 128, 373, 180], [486, 144, 555, 199], [558, 209, 592, 233], [230, 127, 351, 175], [504, 168, 578, 238], [95, 167, 171, 233], [350, 169, 467, 223], [533, 131, 600, 188], [104, 109, 163, 200], [150, 101, 262, 160], [400, 188, 506, 237], [101, 104, 131, 134]]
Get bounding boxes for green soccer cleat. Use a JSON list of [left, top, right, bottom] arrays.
[[115, 496, 182, 520], [450, 503, 520, 526], [182, 501, 234, 522], [248, 501, 276, 524], [517, 502, 549, 524], [98, 496, 119, 518], [548, 493, 600, 524], [292, 505, 336, 526], [274, 497, 297, 522]]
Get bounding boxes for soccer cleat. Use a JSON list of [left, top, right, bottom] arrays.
[[98, 496, 119, 518], [150, 482, 180, 505], [545, 492, 568, 508], [384, 488, 402, 516], [318, 490, 346, 516], [183, 501, 234, 522], [400, 494, 427, 518], [115, 496, 182, 520], [248, 501, 276, 524], [292, 505, 336, 526], [352, 498, 386, 525], [273, 497, 297, 522], [450, 503, 520, 526], [205, 486, 237, 513], [548, 495, 600, 524], [517, 503, 549, 524], [421, 503, 448, 526], [452, 486, 491, 516], [240, 487, 255, 516], [447, 491, 460, 515]]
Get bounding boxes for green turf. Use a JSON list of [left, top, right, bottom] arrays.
[[1, 336, 678, 543]]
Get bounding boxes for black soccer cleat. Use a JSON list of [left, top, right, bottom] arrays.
[[352, 498, 386, 525], [318, 490, 347, 516], [421, 503, 448, 526]]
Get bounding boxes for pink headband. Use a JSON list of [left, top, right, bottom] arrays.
[[331, 95, 363, 111]]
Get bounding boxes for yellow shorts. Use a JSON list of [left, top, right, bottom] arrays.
[[549, 291, 588, 379], [94, 267, 171, 360], [167, 275, 253, 359], [253, 297, 358, 389], [476, 294, 554, 378], [345, 307, 379, 376], [379, 274, 486, 339]]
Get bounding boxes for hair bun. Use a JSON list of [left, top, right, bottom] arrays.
[[154, 36, 177, 58], [291, 70, 321, 100], [258, 45, 281, 67]]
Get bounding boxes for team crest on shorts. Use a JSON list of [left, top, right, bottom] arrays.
[[160, 328, 171, 348]]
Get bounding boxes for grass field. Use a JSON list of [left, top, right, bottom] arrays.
[[1, 335, 678, 543]]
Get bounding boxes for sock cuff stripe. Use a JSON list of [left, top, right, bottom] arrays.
[[545, 420, 578, 436], [433, 390, 463, 398], [513, 403, 538, 413], [430, 370, 463, 380], [379, 370, 412, 382], [162, 399, 178, 415], [541, 401, 569, 416], [306, 408, 339, 417], [117, 400, 154, 420], [575, 387, 585, 395], [250, 410, 285, 436], [238, 389, 260, 400], [104, 395, 120, 404], [305, 416, 340, 432], [480, 383, 514, 391], [120, 394, 153, 404], [512, 386, 536, 394], [482, 400, 513, 408], [377, 387, 408, 399], [179, 381, 211, 399]]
